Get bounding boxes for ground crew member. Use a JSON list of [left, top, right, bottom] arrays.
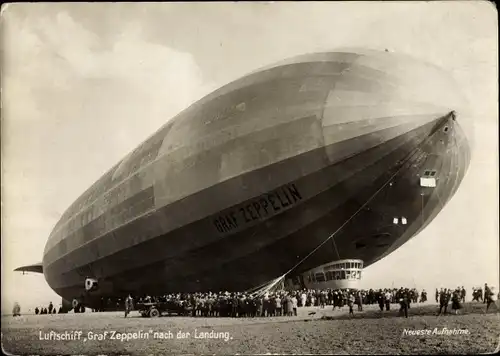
[[12, 302, 21, 317], [451, 289, 461, 315], [485, 287, 496, 312], [124, 294, 133, 318], [377, 290, 384, 311], [384, 290, 392, 311], [420, 290, 427, 303], [399, 290, 409, 318], [356, 291, 363, 311], [484, 283, 490, 304], [438, 289, 450, 315], [348, 293, 355, 316], [291, 294, 298, 316]]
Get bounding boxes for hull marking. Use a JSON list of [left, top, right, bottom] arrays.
[[213, 183, 303, 234]]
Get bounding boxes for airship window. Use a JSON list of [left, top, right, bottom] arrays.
[[316, 273, 325, 282], [430, 171, 437, 177], [424, 170, 431, 176], [341, 270, 346, 279]]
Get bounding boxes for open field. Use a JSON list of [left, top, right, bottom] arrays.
[[2, 302, 499, 355]]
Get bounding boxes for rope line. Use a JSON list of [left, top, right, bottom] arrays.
[[330, 235, 341, 260], [282, 157, 409, 278]]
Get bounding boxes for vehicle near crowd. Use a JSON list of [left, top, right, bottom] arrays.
[[136, 300, 193, 317]]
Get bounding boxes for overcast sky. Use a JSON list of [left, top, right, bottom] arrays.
[[1, 2, 498, 313]]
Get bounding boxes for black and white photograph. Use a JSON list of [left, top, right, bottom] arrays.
[[1, 2, 498, 355]]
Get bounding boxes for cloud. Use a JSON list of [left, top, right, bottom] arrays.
[[2, 7, 215, 309]]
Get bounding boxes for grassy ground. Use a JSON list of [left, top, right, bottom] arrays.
[[2, 302, 498, 355]]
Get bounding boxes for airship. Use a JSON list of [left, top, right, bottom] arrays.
[[16, 49, 470, 312]]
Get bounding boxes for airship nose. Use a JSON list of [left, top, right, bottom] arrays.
[[431, 110, 464, 140], [438, 110, 456, 131], [436, 110, 471, 172]]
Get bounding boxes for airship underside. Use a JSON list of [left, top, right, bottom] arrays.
[[21, 50, 469, 307]]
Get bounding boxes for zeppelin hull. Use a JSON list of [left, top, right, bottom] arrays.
[[41, 50, 470, 304]]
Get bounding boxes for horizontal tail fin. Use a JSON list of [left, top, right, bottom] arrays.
[[14, 262, 43, 274]]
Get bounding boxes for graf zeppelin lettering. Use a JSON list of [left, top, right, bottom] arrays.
[[213, 183, 303, 234]]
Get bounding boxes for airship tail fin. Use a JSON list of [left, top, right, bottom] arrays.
[[14, 262, 43, 274]]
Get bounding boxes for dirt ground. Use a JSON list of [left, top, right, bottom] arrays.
[[2, 302, 499, 355]]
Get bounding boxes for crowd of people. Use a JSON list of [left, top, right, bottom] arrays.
[[123, 287, 426, 319], [472, 284, 497, 311], [24, 283, 498, 318], [435, 284, 498, 315], [33, 301, 62, 315]]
